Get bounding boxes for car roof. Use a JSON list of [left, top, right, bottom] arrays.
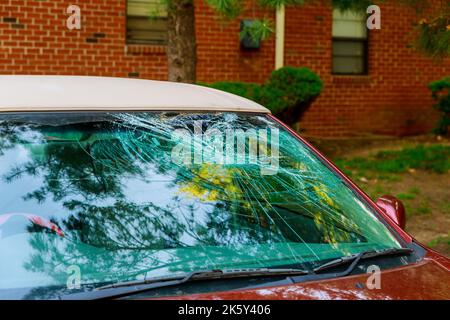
[[0, 76, 270, 113]]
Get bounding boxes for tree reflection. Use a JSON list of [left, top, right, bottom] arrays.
[[0, 121, 28, 156], [1, 115, 299, 293]]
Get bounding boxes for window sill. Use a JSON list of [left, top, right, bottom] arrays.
[[125, 44, 166, 55], [332, 75, 371, 85]]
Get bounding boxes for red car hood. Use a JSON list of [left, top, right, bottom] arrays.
[[165, 254, 450, 300]]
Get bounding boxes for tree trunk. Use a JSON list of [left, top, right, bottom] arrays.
[[167, 0, 197, 83]]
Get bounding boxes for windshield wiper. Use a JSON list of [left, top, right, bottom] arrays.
[[61, 248, 412, 300], [313, 247, 413, 274], [286, 247, 413, 284], [60, 267, 309, 300]]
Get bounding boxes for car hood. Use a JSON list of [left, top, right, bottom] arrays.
[[164, 256, 450, 300]]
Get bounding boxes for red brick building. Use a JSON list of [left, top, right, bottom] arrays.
[[0, 0, 448, 136]]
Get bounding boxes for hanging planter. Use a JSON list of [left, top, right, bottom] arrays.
[[240, 20, 261, 49], [240, 18, 273, 50]]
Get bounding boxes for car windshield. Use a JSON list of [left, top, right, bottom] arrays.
[[0, 112, 401, 298]]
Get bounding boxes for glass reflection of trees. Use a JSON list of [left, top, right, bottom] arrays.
[[0, 112, 394, 297]]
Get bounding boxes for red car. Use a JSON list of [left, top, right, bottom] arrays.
[[0, 76, 448, 300]]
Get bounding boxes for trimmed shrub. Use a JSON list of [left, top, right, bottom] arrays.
[[201, 66, 323, 127], [429, 77, 450, 135], [260, 67, 323, 125]]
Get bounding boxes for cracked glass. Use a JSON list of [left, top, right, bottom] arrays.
[[0, 112, 401, 298]]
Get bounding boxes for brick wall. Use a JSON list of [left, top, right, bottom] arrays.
[[283, 1, 450, 136], [195, 0, 275, 83], [0, 0, 449, 136], [0, 0, 167, 78]]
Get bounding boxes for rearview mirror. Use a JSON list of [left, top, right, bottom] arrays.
[[376, 195, 406, 229]]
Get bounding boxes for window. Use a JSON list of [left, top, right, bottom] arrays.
[[126, 0, 168, 45], [332, 9, 368, 75]]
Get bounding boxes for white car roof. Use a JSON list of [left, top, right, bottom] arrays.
[[0, 76, 270, 113]]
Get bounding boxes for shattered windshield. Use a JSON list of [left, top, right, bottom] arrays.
[[0, 112, 401, 298]]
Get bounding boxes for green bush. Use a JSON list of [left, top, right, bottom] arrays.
[[201, 66, 323, 126], [260, 66, 323, 115], [429, 77, 450, 135]]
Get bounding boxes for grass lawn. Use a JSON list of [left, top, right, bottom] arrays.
[[310, 136, 450, 257]]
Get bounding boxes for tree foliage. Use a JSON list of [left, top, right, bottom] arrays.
[[415, 11, 450, 59]]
